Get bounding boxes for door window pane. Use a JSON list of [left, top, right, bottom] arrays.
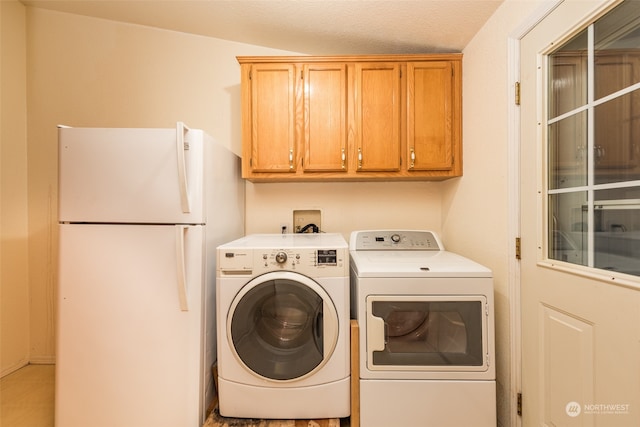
[[549, 30, 587, 119], [594, 1, 640, 99], [594, 89, 640, 184], [593, 187, 640, 275], [548, 111, 588, 189], [546, 0, 640, 278], [548, 192, 588, 266]]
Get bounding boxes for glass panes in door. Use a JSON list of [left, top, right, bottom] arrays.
[[547, 0, 640, 277]]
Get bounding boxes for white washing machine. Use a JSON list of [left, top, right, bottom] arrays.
[[216, 233, 350, 419], [350, 230, 496, 427]]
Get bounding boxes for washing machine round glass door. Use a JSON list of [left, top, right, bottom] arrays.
[[227, 271, 339, 381]]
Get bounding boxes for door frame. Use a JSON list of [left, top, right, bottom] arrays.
[[507, 2, 564, 426]]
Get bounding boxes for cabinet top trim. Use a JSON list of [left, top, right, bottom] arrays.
[[237, 53, 462, 64]]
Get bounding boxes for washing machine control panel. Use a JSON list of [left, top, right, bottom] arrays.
[[219, 247, 347, 276]]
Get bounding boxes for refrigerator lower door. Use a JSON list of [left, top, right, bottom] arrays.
[[56, 224, 207, 427]]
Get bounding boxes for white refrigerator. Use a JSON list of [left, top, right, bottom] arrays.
[[56, 123, 244, 427]]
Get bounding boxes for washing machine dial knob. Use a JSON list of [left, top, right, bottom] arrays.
[[275, 251, 288, 264], [391, 234, 401, 243]]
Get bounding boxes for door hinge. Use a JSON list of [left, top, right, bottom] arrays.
[[517, 392, 523, 416], [515, 237, 521, 260], [515, 81, 521, 105]]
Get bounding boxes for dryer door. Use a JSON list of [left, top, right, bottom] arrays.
[[227, 271, 339, 381], [366, 295, 490, 373]]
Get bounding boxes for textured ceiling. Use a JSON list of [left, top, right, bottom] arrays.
[[22, 0, 504, 55]]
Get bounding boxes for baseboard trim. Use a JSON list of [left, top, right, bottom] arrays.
[[29, 356, 56, 365]]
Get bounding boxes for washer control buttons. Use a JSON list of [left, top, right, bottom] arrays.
[[317, 249, 338, 266], [275, 251, 288, 264]]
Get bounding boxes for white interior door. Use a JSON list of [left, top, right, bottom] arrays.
[[521, 1, 640, 426]]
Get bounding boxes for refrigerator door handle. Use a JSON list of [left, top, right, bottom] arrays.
[[175, 225, 189, 311], [176, 122, 191, 214]]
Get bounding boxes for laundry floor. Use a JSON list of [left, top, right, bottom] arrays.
[[0, 365, 351, 427]]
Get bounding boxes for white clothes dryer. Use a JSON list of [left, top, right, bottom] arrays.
[[350, 230, 496, 427], [216, 233, 350, 419]]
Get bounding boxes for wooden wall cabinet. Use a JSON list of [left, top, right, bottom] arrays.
[[407, 61, 455, 171], [303, 63, 348, 172], [246, 63, 297, 173], [238, 54, 462, 181], [354, 62, 402, 172]]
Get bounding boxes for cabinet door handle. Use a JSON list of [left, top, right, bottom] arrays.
[[410, 148, 416, 169], [341, 148, 346, 169], [289, 149, 294, 170], [358, 148, 363, 169]]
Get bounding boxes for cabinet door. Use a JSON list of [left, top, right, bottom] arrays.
[[249, 64, 296, 173], [354, 63, 401, 171], [407, 61, 454, 171], [303, 63, 347, 172]]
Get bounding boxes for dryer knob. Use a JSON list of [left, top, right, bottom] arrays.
[[275, 251, 288, 264], [391, 234, 401, 243]]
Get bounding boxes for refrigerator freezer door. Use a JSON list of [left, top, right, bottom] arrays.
[[55, 224, 207, 427], [58, 124, 205, 224]]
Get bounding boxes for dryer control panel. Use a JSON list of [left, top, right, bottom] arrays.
[[350, 230, 444, 251]]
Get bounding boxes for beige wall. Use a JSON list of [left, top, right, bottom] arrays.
[[1, 0, 30, 376], [447, 1, 546, 425], [245, 181, 442, 237]]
